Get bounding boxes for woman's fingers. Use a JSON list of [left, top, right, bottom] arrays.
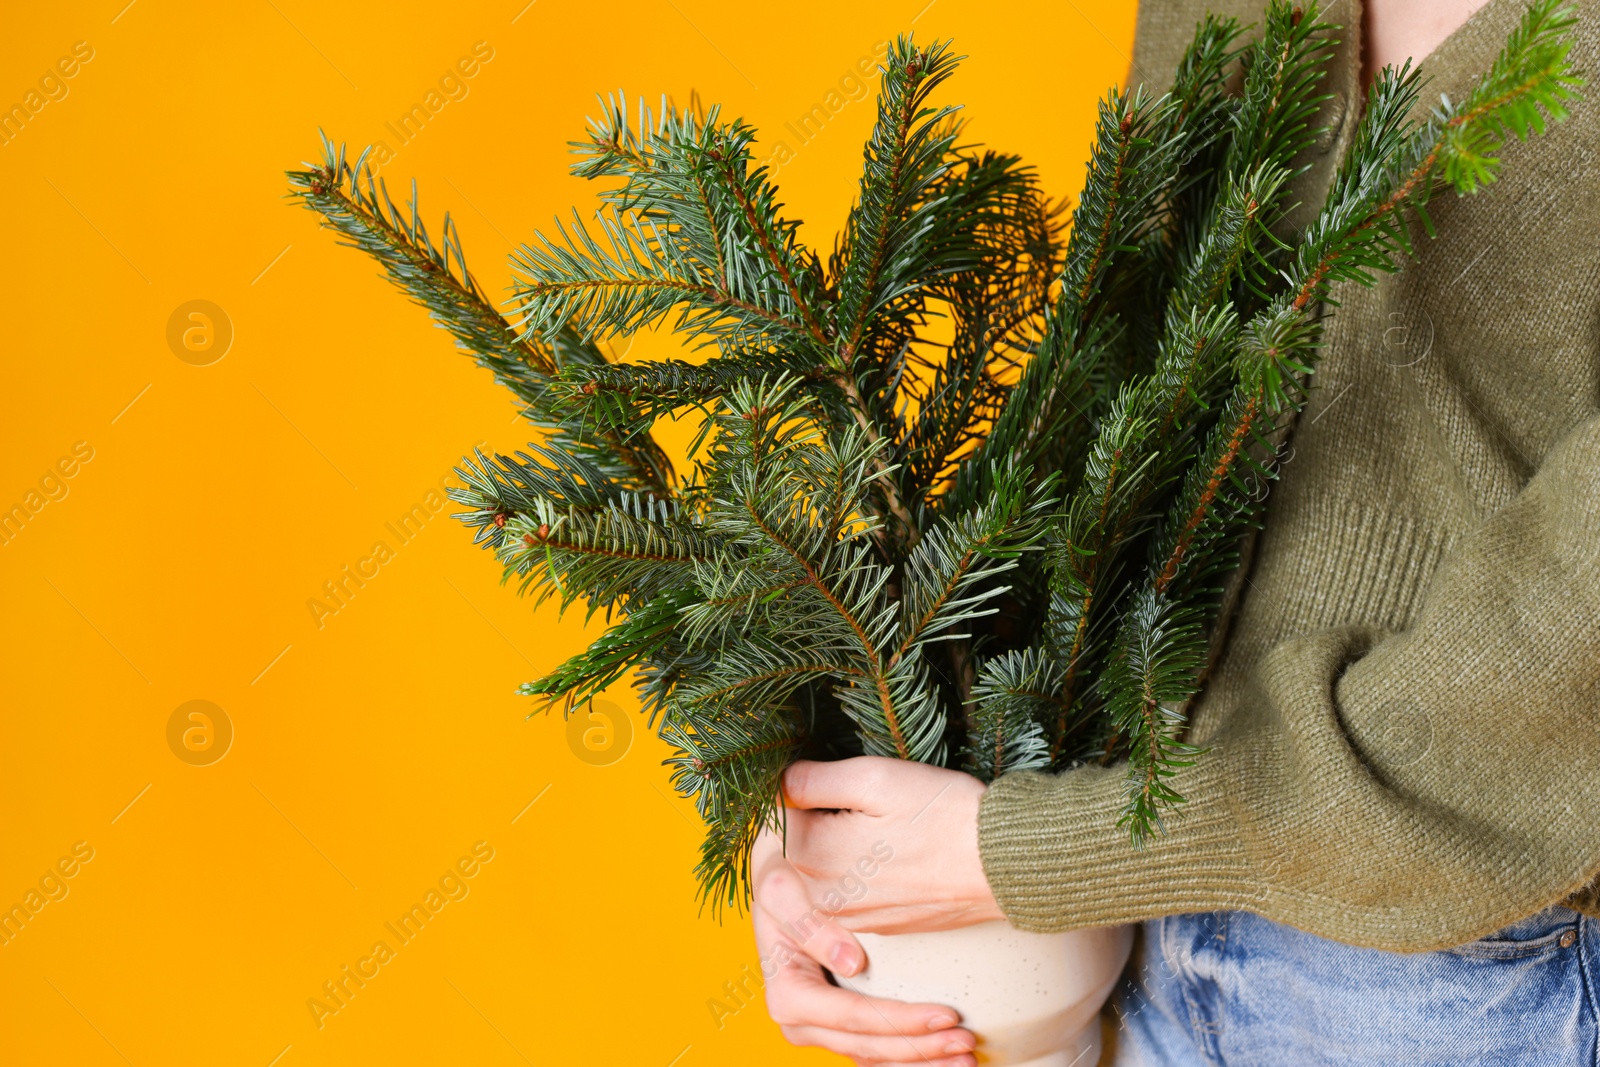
[[778, 1022, 976, 1065], [782, 757, 893, 813], [751, 823, 975, 1067], [763, 957, 965, 1038], [752, 838, 972, 1067], [754, 859, 971, 1051], [756, 854, 865, 975]]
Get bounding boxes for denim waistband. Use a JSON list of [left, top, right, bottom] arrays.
[[1111, 906, 1598, 1066]]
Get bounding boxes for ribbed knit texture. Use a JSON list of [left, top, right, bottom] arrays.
[[978, 0, 1600, 952]]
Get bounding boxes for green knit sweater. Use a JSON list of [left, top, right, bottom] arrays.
[[977, 0, 1600, 952]]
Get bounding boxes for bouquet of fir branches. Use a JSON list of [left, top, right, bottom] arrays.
[[287, 0, 1579, 911]]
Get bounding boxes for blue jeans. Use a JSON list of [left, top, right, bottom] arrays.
[[1112, 907, 1598, 1065]]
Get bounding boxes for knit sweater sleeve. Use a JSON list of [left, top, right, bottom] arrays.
[[978, 413, 1600, 952]]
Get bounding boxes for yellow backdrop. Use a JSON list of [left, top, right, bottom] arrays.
[[0, 1, 1135, 1062]]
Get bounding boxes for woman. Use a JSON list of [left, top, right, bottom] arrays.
[[750, 0, 1600, 1063]]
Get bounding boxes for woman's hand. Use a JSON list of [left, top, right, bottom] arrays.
[[749, 757, 1004, 1065], [774, 757, 1003, 932]]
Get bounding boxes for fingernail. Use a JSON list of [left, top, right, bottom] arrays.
[[830, 943, 859, 976], [944, 1037, 975, 1054], [925, 1011, 959, 1031]]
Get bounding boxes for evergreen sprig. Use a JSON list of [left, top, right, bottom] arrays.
[[291, 1, 1580, 905], [287, 139, 674, 494]]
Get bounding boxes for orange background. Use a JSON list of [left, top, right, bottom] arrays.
[[0, 1, 1135, 1062]]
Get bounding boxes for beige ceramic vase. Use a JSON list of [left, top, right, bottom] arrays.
[[838, 921, 1133, 1066]]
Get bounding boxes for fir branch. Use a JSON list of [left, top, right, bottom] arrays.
[[902, 150, 1066, 506], [1433, 0, 1582, 192], [1167, 164, 1287, 317], [745, 515, 912, 757], [892, 465, 1053, 664], [512, 104, 829, 353], [702, 138, 833, 346], [288, 134, 552, 375], [545, 353, 825, 439], [676, 654, 864, 710], [1221, 2, 1336, 182], [287, 134, 672, 492], [508, 504, 721, 611], [450, 446, 720, 621], [945, 299, 1120, 515], [1092, 4, 1580, 831], [288, 4, 1583, 906], [829, 370, 921, 553], [1282, 5, 1581, 319], [520, 587, 700, 711], [833, 37, 966, 369], [951, 82, 1192, 512], [838, 655, 949, 765], [963, 647, 1060, 782], [507, 209, 809, 346], [1152, 381, 1268, 596], [1043, 393, 1163, 760], [1122, 12, 1245, 366], [1038, 307, 1237, 765], [1102, 588, 1205, 844], [662, 697, 802, 914], [1168, 13, 1247, 133], [705, 379, 935, 760], [450, 442, 630, 543]]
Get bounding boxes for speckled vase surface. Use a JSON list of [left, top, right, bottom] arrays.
[[837, 921, 1133, 1066]]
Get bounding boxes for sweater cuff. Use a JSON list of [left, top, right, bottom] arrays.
[[978, 757, 1254, 932]]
